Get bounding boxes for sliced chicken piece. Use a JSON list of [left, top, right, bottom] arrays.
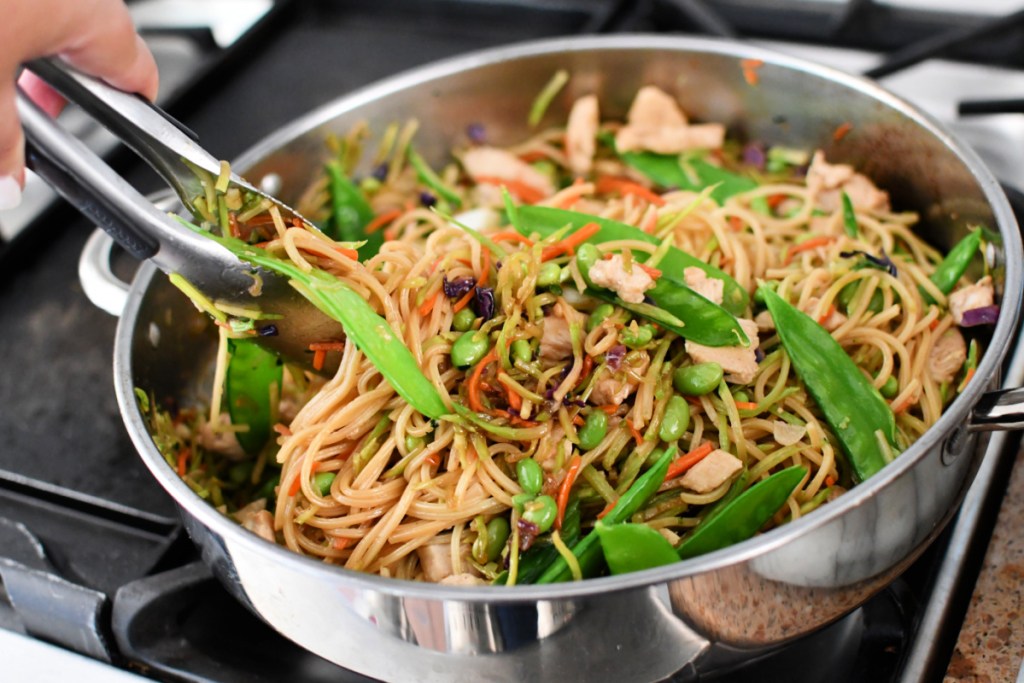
[[773, 422, 807, 447], [197, 413, 246, 460], [565, 94, 599, 176], [539, 301, 587, 361], [461, 147, 555, 199], [589, 352, 650, 406], [588, 254, 657, 304], [235, 501, 276, 543], [684, 267, 724, 305], [928, 328, 967, 384], [949, 276, 994, 325], [685, 318, 761, 385], [801, 296, 848, 332], [680, 449, 743, 494], [417, 541, 456, 583], [614, 86, 725, 154], [754, 310, 775, 333], [806, 150, 890, 212]]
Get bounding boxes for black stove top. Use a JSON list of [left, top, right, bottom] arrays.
[[1, 1, 1022, 681]]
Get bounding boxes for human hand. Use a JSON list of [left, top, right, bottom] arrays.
[[0, 0, 158, 210]]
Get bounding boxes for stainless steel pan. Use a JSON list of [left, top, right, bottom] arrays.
[[80, 36, 1024, 682]]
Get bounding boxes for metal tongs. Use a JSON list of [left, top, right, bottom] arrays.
[[17, 57, 341, 366]]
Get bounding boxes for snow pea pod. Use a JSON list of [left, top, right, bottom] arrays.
[[192, 224, 450, 419], [325, 160, 381, 260], [596, 522, 678, 575], [226, 339, 283, 455], [761, 287, 897, 481], [677, 465, 806, 560], [536, 447, 675, 584], [618, 151, 769, 213], [922, 229, 981, 304], [517, 205, 748, 315]]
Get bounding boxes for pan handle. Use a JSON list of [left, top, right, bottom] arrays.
[[78, 229, 129, 317], [968, 387, 1024, 431]]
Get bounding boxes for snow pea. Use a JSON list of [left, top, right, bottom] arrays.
[[841, 192, 858, 237], [226, 339, 283, 455], [192, 222, 449, 419], [677, 465, 806, 560], [761, 287, 897, 481], [536, 447, 675, 583], [922, 229, 982, 305], [596, 522, 678, 575], [618, 150, 770, 214], [517, 205, 748, 315], [324, 160, 381, 260]]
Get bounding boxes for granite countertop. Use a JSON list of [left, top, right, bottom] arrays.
[[946, 447, 1024, 682]]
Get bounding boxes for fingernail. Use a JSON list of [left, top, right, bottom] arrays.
[[0, 176, 21, 211]]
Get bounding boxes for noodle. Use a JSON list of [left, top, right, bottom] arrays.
[[146, 83, 996, 585]]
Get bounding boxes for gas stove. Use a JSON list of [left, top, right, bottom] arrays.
[[1, 1, 1022, 681]]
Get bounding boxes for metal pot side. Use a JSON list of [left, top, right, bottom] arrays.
[[111, 36, 1021, 682]]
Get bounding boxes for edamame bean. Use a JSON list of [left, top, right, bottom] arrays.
[[485, 517, 511, 561], [451, 330, 490, 368], [880, 376, 899, 399], [511, 492, 534, 513], [658, 395, 690, 442], [516, 458, 544, 496], [578, 410, 609, 450], [621, 324, 655, 348], [452, 307, 477, 332], [537, 262, 562, 288], [405, 434, 426, 452], [511, 339, 533, 364], [587, 303, 615, 331], [314, 471, 336, 496], [733, 390, 750, 404], [521, 495, 557, 533], [673, 362, 724, 396]]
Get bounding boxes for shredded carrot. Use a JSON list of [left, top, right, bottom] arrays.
[[825, 475, 837, 487], [556, 454, 583, 530], [418, 287, 441, 318], [929, 317, 940, 331], [833, 122, 853, 141], [597, 499, 618, 519], [599, 404, 619, 415], [288, 473, 302, 497], [963, 366, 976, 387], [467, 349, 498, 412], [518, 150, 547, 163], [501, 374, 523, 412], [638, 263, 662, 279], [312, 349, 326, 371], [273, 423, 292, 437], [767, 193, 787, 208], [666, 441, 715, 480], [475, 176, 545, 204], [479, 247, 491, 283], [364, 208, 403, 234], [425, 453, 441, 467], [784, 236, 834, 265], [541, 221, 601, 261], [452, 287, 476, 313], [891, 392, 919, 415], [335, 247, 359, 260], [332, 537, 354, 551], [488, 231, 535, 247], [308, 341, 347, 351], [596, 176, 666, 206], [577, 355, 594, 386], [734, 401, 759, 411], [741, 59, 764, 86], [628, 422, 644, 446], [572, 414, 585, 426], [176, 448, 190, 477], [817, 305, 836, 326]]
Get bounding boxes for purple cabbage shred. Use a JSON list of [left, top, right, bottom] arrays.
[[371, 163, 389, 181], [517, 519, 539, 551], [755, 348, 765, 363], [839, 249, 898, 277], [742, 142, 767, 170], [467, 123, 486, 144], [606, 344, 627, 370], [472, 286, 496, 321], [960, 305, 1000, 327], [442, 275, 476, 299], [419, 191, 437, 207]]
